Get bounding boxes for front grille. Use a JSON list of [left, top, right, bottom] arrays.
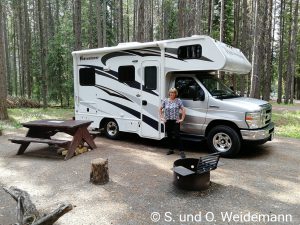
[[261, 104, 272, 127]]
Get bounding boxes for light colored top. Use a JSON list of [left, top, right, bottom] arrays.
[[161, 98, 183, 120]]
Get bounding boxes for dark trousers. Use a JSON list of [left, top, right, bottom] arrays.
[[166, 120, 183, 151]]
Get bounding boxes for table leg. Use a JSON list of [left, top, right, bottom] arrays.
[[64, 126, 97, 160], [65, 128, 82, 160], [17, 142, 30, 155], [16, 128, 35, 155], [81, 127, 97, 149]]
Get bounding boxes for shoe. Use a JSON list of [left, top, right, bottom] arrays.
[[166, 150, 174, 155], [180, 151, 186, 159]]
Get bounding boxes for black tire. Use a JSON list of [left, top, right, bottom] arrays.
[[103, 119, 120, 139], [207, 125, 241, 157]]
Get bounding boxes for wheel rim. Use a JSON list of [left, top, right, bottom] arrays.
[[212, 132, 232, 152], [107, 121, 118, 136]]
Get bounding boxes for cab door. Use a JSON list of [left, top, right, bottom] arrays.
[[140, 61, 161, 139], [175, 76, 208, 135]]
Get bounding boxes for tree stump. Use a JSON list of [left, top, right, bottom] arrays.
[[90, 158, 109, 184]]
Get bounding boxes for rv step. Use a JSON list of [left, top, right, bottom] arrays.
[[179, 133, 205, 142]]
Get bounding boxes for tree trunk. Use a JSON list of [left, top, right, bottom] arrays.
[[262, 0, 273, 101], [38, 0, 48, 108], [17, 1, 25, 97], [178, 0, 185, 37], [126, 0, 130, 42], [3, 4, 11, 96], [187, 0, 196, 36], [137, 0, 144, 42], [277, 0, 285, 103], [88, 0, 94, 48], [240, 0, 248, 96], [96, 0, 102, 47], [24, 0, 32, 98], [0, 2, 8, 120], [12, 10, 18, 97], [220, 0, 225, 42], [207, 0, 212, 35], [250, 0, 260, 98], [256, 0, 267, 99], [103, 0, 107, 46], [120, 0, 124, 43], [74, 0, 81, 50], [285, 0, 299, 104]]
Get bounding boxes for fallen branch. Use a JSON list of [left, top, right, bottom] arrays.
[[3, 186, 73, 225]]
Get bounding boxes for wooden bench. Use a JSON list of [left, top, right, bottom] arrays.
[[9, 137, 70, 155], [89, 130, 100, 139], [9, 137, 70, 145]]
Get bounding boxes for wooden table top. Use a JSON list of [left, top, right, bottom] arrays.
[[21, 120, 93, 129]]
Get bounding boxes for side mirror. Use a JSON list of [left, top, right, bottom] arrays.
[[188, 85, 197, 99], [188, 85, 205, 101], [199, 88, 205, 101]]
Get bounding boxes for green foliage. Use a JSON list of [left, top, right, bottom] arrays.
[[272, 110, 300, 139], [0, 108, 74, 131], [212, 0, 234, 44]]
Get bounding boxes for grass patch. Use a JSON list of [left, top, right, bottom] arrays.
[[270, 102, 295, 107], [0, 108, 74, 131], [272, 110, 300, 139]]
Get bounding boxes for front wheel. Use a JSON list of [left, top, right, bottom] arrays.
[[104, 119, 120, 139], [207, 125, 241, 157]]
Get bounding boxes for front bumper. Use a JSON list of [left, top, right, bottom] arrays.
[[241, 122, 274, 141]]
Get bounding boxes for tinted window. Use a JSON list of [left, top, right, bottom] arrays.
[[144, 66, 157, 90], [118, 66, 135, 82], [175, 77, 201, 99], [178, 45, 202, 59], [79, 68, 95, 86]]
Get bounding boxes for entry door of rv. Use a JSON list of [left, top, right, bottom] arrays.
[[140, 61, 161, 139]]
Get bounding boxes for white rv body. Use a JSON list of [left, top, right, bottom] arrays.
[[72, 36, 273, 156]]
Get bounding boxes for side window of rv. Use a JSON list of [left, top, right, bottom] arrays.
[[118, 66, 135, 83], [175, 77, 201, 99], [178, 45, 202, 59], [79, 68, 95, 86], [144, 66, 157, 90]]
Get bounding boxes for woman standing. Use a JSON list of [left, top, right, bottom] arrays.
[[160, 88, 186, 158]]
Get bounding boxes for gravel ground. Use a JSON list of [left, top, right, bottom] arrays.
[[0, 131, 299, 225]]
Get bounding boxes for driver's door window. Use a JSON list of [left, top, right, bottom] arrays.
[[175, 77, 200, 99]]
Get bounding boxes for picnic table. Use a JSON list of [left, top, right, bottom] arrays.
[[9, 119, 97, 160]]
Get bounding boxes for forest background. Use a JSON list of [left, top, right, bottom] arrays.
[[0, 0, 299, 120]]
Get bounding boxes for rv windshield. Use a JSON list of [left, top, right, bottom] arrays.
[[196, 75, 239, 99]]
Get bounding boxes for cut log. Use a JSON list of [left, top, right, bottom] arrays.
[[90, 158, 109, 185], [32, 203, 73, 225], [3, 186, 40, 224], [3, 186, 73, 225]]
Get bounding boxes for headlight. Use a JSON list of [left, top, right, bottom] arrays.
[[245, 111, 263, 129]]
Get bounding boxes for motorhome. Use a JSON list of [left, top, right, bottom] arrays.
[[72, 35, 274, 157]]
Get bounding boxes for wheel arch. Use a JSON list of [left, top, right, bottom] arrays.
[[205, 120, 241, 137], [99, 117, 117, 129]]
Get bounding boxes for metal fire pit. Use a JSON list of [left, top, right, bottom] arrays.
[[173, 153, 220, 191]]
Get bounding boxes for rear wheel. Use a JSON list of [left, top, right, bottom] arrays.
[[207, 125, 241, 157], [103, 119, 120, 139]]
